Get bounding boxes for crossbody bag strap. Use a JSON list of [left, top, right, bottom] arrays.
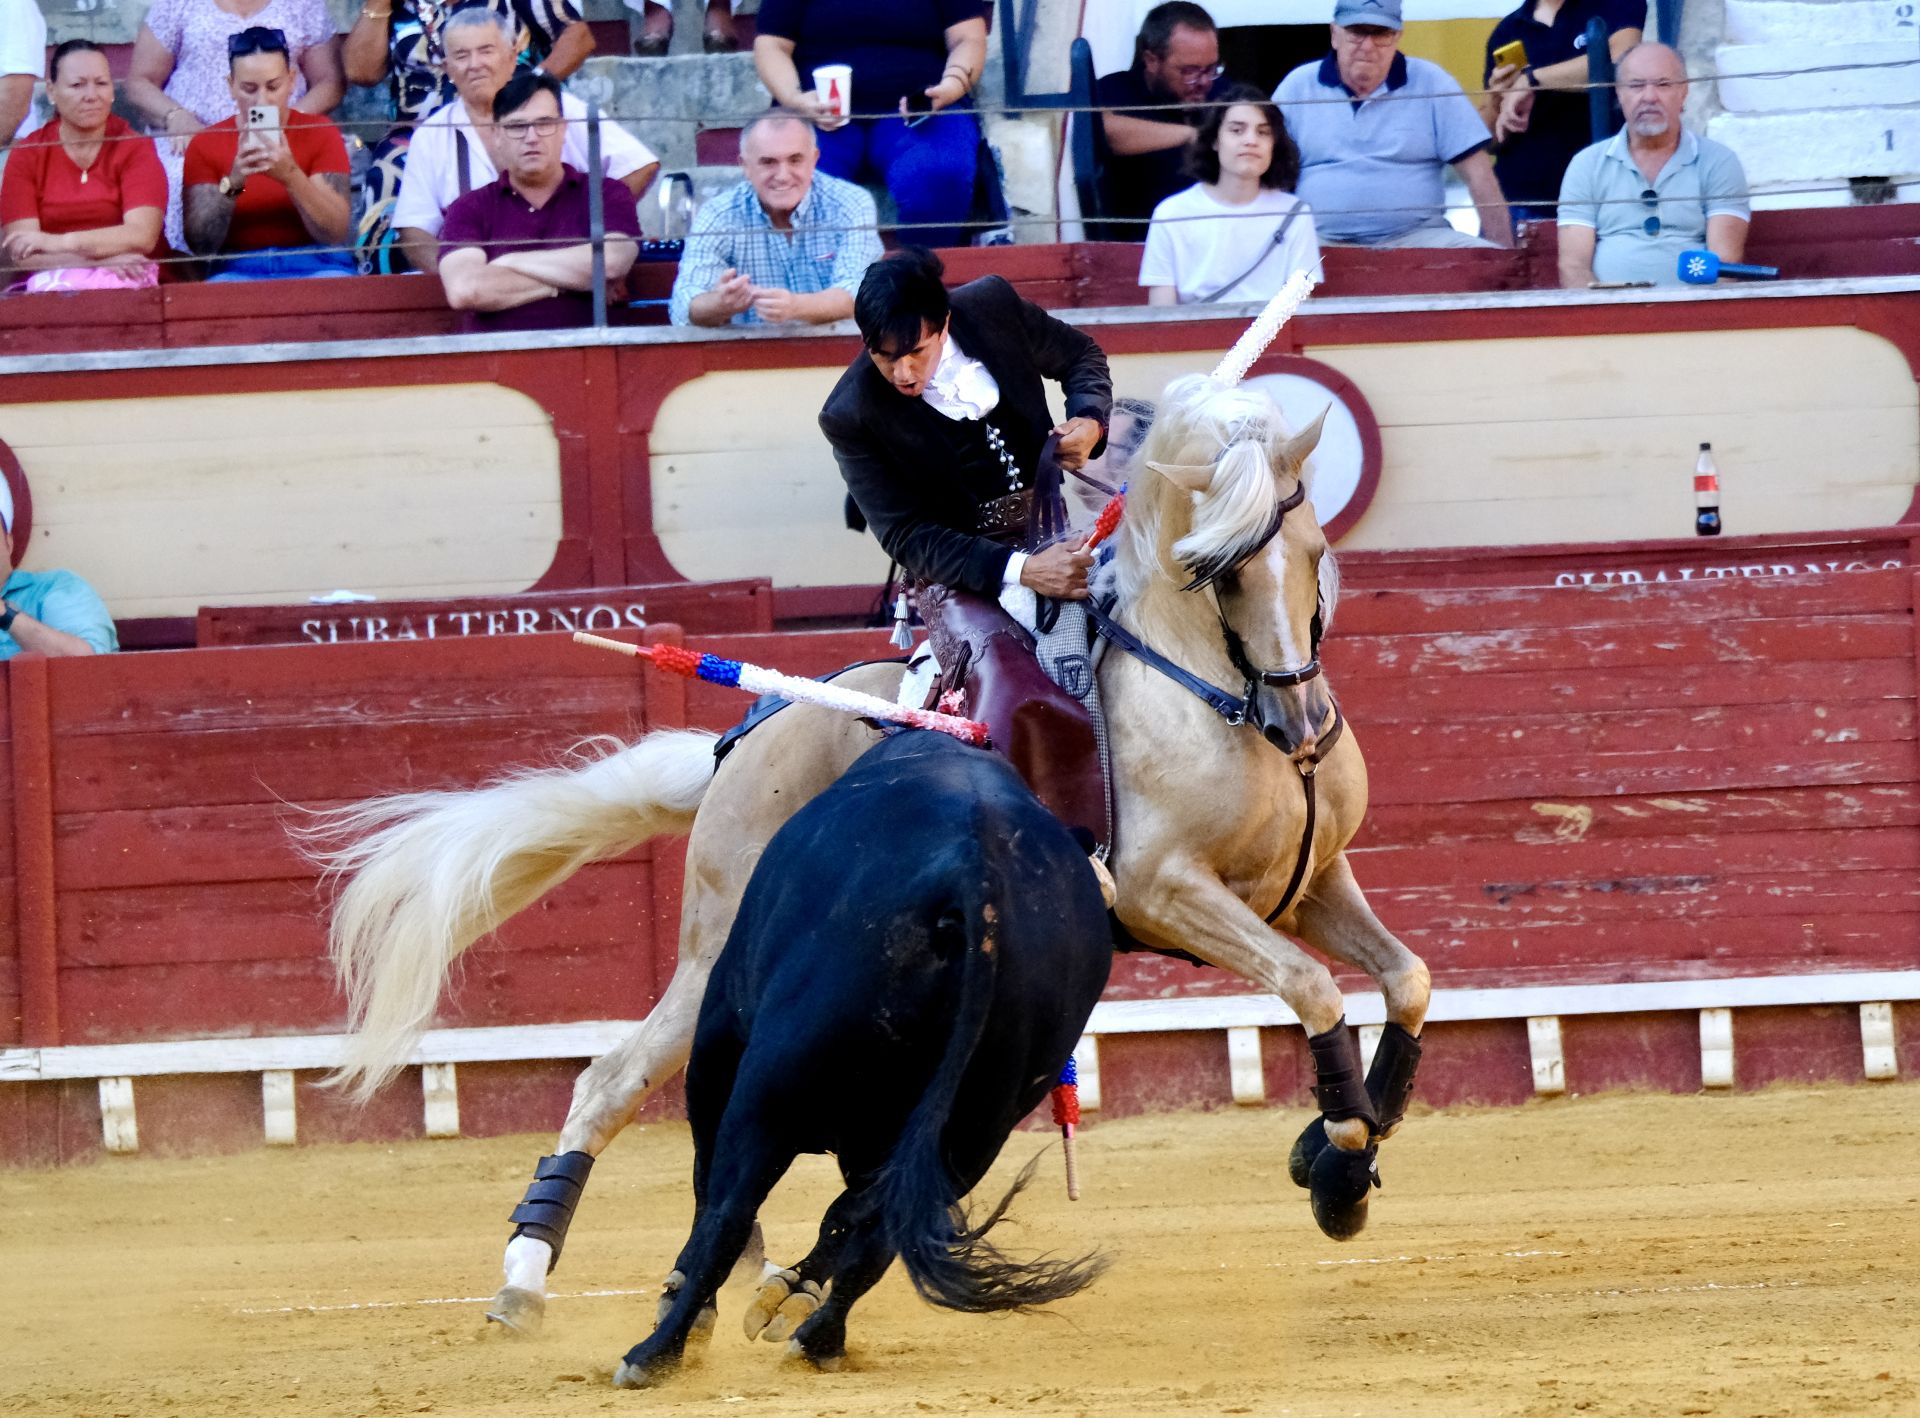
[[1193, 197, 1306, 305]]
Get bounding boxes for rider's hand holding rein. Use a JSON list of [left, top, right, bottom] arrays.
[[1052, 416, 1103, 471], [1021, 536, 1095, 600]]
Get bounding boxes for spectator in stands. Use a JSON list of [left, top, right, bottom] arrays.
[[1139, 85, 1320, 306], [0, 480, 117, 659], [0, 0, 47, 159], [391, 7, 657, 276], [1557, 43, 1748, 288], [345, 0, 595, 270], [181, 27, 353, 280], [1094, 2, 1229, 241], [630, 0, 746, 56], [1275, 0, 1512, 249], [1481, 0, 1644, 223], [752, 0, 989, 249], [670, 111, 882, 328], [126, 0, 343, 255], [3, 42, 167, 292], [438, 70, 639, 332]]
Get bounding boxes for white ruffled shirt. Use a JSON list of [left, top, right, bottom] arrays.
[[920, 334, 1027, 589]]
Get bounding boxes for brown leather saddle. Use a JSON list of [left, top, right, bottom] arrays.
[[918, 582, 1106, 856]]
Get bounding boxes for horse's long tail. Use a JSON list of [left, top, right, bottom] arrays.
[[879, 896, 1108, 1314], [299, 730, 718, 1102]]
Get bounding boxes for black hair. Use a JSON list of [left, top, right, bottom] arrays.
[[1187, 83, 1301, 191], [50, 38, 106, 82], [226, 25, 290, 68], [854, 248, 950, 357], [491, 67, 564, 122], [1137, 2, 1217, 63]]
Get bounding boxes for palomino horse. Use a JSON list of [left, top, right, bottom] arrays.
[[312, 372, 1431, 1337]]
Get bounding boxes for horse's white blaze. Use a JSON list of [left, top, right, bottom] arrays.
[[1259, 535, 1309, 670]]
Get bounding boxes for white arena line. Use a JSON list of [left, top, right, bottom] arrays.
[[236, 1287, 652, 1316]]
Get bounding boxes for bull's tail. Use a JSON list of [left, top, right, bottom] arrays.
[[877, 900, 1108, 1313], [297, 729, 718, 1102]]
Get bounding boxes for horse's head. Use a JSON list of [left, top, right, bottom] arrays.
[[1127, 375, 1337, 759]]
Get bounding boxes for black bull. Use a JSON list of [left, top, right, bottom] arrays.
[[614, 731, 1115, 1387]]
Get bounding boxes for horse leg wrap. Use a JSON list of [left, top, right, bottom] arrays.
[[1289, 1019, 1377, 1188], [508, 1151, 595, 1272], [1367, 1022, 1423, 1137], [1307, 1018, 1378, 1129]]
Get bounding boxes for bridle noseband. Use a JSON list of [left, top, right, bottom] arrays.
[[1087, 473, 1342, 923]]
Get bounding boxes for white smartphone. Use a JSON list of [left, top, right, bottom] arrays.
[[245, 104, 281, 143]]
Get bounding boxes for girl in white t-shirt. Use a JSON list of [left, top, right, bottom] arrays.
[[1139, 84, 1321, 306]]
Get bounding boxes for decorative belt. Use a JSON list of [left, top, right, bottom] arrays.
[[975, 489, 1033, 544]]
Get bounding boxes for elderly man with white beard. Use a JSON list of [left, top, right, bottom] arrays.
[[1555, 42, 1749, 288]]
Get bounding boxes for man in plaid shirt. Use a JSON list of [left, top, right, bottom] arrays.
[[670, 110, 883, 327]]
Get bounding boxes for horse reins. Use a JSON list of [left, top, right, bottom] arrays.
[[1086, 476, 1343, 925]]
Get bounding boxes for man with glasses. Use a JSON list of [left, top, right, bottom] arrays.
[[1275, 0, 1512, 248], [1094, 2, 1229, 240], [437, 69, 639, 331], [1556, 42, 1748, 287], [182, 27, 354, 279], [391, 7, 655, 276]]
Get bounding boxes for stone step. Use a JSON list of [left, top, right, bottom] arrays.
[[1709, 106, 1920, 186], [1722, 0, 1920, 45], [1715, 40, 1920, 114]]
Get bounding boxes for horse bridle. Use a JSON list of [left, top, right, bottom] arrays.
[[1086, 476, 1343, 925]]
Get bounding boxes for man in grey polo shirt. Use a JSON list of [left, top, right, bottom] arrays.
[[1274, 0, 1511, 249], [1556, 42, 1749, 287]]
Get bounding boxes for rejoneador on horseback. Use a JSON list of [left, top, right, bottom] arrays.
[[304, 265, 1432, 1346]]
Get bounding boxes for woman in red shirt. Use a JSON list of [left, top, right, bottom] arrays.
[[1, 41, 168, 292]]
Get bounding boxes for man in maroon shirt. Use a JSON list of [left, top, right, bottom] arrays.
[[438, 70, 639, 333]]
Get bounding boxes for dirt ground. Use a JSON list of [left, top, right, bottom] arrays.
[[4, 1083, 1916, 1418]]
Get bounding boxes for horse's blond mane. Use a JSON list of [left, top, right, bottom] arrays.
[[1109, 375, 1311, 607]]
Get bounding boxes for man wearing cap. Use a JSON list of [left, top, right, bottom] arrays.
[[0, 482, 118, 660], [1274, 0, 1512, 248]]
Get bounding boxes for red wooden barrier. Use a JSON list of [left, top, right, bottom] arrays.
[[3, 564, 1918, 1161], [195, 578, 776, 648]]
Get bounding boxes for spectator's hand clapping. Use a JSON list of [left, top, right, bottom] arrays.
[[749, 284, 800, 322], [710, 268, 755, 316]]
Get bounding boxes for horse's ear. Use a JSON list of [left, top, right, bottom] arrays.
[[1279, 406, 1330, 474], [1145, 459, 1214, 494]]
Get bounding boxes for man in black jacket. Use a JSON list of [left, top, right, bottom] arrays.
[[820, 249, 1115, 849]]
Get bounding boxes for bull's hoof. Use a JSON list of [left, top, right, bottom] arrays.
[[611, 1356, 676, 1390], [786, 1337, 845, 1372], [1307, 1142, 1379, 1241], [689, 1302, 717, 1345], [743, 1268, 799, 1340], [484, 1285, 545, 1335], [1288, 1116, 1329, 1188], [761, 1280, 824, 1342]]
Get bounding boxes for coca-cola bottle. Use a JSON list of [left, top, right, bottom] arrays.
[[1694, 443, 1722, 537]]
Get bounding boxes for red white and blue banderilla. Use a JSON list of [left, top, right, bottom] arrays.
[[571, 632, 990, 745]]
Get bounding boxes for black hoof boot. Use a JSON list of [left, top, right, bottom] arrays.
[[1307, 1142, 1379, 1241], [1288, 1116, 1330, 1188]]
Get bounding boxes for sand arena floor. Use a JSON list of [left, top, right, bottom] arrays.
[[4, 1083, 1916, 1418]]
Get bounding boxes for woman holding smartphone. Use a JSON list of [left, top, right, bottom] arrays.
[[124, 0, 342, 254], [1481, 0, 1644, 224], [2, 41, 167, 291], [1138, 86, 1320, 307]]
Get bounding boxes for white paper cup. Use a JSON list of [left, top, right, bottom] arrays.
[[812, 64, 852, 121]]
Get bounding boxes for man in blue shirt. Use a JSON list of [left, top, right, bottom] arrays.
[[1556, 43, 1749, 287], [1274, 0, 1511, 248], [670, 111, 884, 327], [0, 481, 117, 660]]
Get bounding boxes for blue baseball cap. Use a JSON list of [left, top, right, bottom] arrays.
[[1333, 0, 1402, 29]]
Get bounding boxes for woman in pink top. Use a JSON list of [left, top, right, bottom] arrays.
[[124, 0, 344, 252]]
